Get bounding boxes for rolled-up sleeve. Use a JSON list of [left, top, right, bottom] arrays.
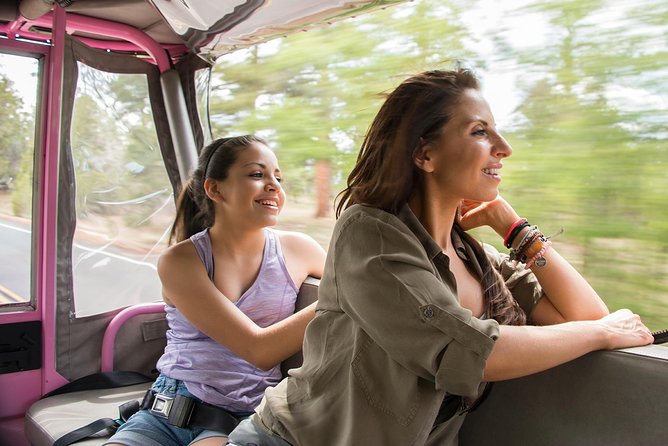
[[334, 211, 499, 397], [483, 243, 545, 316]]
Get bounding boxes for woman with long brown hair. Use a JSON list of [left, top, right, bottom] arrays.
[[228, 69, 653, 446]]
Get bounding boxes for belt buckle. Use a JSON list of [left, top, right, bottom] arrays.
[[149, 393, 173, 419]]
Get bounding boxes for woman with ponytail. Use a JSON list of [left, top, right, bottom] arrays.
[[228, 69, 653, 446], [106, 135, 325, 446]]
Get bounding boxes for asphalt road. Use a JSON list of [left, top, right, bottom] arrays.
[[0, 218, 162, 316]]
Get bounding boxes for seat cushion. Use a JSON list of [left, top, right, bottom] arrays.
[[25, 382, 151, 446]]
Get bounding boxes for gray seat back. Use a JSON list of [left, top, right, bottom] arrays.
[[460, 345, 668, 445]]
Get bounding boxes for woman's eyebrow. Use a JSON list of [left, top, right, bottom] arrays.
[[242, 162, 281, 173]]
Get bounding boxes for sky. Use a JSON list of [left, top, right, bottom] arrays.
[[0, 53, 39, 111]]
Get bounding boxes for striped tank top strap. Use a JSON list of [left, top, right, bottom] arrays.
[[264, 228, 298, 293], [189, 228, 214, 280]]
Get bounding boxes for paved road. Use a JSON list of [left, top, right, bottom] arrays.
[[0, 218, 162, 316], [0, 220, 31, 304]]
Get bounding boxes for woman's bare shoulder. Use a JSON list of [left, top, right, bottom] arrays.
[[275, 229, 324, 252], [274, 229, 326, 278], [158, 238, 199, 272]]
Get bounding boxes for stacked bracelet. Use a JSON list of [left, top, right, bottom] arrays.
[[506, 219, 552, 268], [503, 218, 530, 248]]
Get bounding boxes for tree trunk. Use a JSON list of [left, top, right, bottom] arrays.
[[314, 159, 331, 218]]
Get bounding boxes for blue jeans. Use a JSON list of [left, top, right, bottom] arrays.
[[104, 375, 251, 446], [227, 417, 292, 446]]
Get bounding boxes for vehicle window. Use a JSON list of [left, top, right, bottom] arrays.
[[0, 53, 39, 310], [70, 64, 174, 316], [195, 67, 212, 144], [207, 0, 668, 331]]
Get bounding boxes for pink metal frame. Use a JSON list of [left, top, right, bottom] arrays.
[[0, 11, 187, 73], [0, 10, 64, 444], [101, 303, 166, 372], [40, 6, 68, 396], [0, 6, 189, 442], [0, 2, 184, 424]]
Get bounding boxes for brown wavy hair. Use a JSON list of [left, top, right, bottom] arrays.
[[336, 68, 526, 325], [169, 135, 268, 244]]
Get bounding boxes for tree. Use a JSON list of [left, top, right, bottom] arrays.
[[0, 75, 31, 188], [209, 0, 483, 216]]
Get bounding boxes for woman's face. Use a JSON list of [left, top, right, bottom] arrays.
[[215, 142, 285, 227], [420, 88, 512, 204]]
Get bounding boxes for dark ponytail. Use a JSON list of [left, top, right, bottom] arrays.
[[169, 135, 268, 244]]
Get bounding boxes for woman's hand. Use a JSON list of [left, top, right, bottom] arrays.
[[485, 309, 653, 381], [458, 195, 520, 237], [597, 309, 654, 349]]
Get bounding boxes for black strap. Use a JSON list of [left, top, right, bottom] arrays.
[[53, 418, 120, 446], [43, 371, 152, 398], [189, 400, 239, 433], [652, 328, 668, 344], [141, 390, 240, 433], [47, 372, 152, 446]]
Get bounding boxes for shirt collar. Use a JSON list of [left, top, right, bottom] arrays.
[[396, 204, 471, 263]]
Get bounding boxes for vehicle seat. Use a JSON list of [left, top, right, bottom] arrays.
[[24, 277, 320, 446]]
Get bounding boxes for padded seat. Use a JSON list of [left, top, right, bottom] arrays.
[[25, 277, 320, 445], [25, 382, 151, 446]]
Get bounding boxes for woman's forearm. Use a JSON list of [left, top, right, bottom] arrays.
[[249, 302, 316, 370], [529, 247, 609, 322], [484, 310, 653, 382], [483, 322, 606, 381]]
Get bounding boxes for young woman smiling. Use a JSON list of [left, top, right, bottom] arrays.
[[105, 135, 326, 446]]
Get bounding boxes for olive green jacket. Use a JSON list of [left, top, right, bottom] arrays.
[[256, 204, 543, 446]]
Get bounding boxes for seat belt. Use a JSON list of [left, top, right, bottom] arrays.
[[43, 371, 152, 398], [45, 371, 152, 446], [49, 371, 242, 445]]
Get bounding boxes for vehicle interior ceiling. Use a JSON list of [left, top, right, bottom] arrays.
[[2, 0, 180, 43], [1, 0, 407, 62]]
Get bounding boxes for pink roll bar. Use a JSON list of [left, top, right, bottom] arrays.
[[101, 302, 166, 373], [7, 12, 175, 72]]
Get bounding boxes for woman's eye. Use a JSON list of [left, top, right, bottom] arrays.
[[276, 177, 282, 183], [250, 172, 263, 178], [472, 128, 486, 136]]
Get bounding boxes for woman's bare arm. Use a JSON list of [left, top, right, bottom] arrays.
[[460, 196, 608, 324], [483, 309, 653, 381], [158, 242, 317, 371]]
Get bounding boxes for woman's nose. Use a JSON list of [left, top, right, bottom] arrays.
[[495, 133, 512, 158], [265, 179, 280, 191]]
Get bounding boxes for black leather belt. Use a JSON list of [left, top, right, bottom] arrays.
[[141, 389, 240, 433]]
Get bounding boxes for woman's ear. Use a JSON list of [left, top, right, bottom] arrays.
[[414, 139, 435, 173], [203, 178, 223, 202]]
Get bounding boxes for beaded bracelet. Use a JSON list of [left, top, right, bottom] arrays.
[[509, 226, 552, 268], [526, 239, 552, 268]]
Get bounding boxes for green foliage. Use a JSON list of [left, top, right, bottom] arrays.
[[72, 67, 170, 226], [10, 149, 34, 217], [0, 74, 32, 190], [3, 0, 666, 327], [207, 0, 668, 328]]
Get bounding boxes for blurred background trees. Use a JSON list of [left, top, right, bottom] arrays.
[[0, 0, 666, 326], [207, 0, 668, 328]]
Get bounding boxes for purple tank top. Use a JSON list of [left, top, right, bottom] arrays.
[[156, 228, 299, 412]]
